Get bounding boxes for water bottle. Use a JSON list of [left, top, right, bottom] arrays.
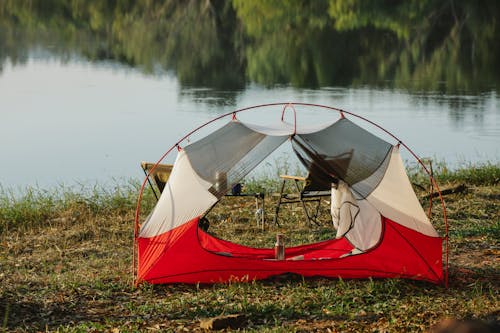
[[274, 234, 285, 260]]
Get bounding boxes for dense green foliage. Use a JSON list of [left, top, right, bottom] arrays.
[[0, 0, 245, 88], [1, 0, 499, 92]]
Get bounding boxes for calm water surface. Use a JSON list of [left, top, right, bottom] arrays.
[[0, 58, 498, 189], [1, 1, 499, 189]]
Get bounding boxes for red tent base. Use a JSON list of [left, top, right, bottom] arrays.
[[137, 217, 443, 285]]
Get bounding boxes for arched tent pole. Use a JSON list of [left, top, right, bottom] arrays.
[[133, 102, 449, 288]]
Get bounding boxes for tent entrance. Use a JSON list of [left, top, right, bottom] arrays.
[[197, 223, 355, 261], [197, 185, 365, 260]]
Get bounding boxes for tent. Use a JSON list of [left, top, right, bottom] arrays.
[[134, 103, 448, 286]]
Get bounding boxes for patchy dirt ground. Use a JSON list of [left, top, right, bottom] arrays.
[[0, 183, 498, 332]]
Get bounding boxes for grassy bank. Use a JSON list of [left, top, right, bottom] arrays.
[[0, 163, 498, 332]]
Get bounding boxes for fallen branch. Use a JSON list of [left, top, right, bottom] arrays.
[[421, 184, 467, 200]]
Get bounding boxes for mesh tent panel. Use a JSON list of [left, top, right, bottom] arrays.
[[184, 120, 287, 198], [292, 118, 392, 197]]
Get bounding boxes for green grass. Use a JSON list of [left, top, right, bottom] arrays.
[[0, 181, 157, 234], [408, 160, 500, 186], [0, 163, 498, 332]]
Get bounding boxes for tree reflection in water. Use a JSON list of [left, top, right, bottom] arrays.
[[0, 0, 498, 94]]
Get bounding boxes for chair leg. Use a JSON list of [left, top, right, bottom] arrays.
[[273, 179, 286, 227], [261, 196, 265, 230], [292, 180, 311, 225], [311, 198, 322, 225], [255, 195, 265, 230], [255, 197, 260, 228]]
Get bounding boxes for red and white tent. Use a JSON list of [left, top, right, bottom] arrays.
[[134, 103, 448, 286]]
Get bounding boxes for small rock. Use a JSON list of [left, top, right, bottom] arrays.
[[199, 314, 246, 330]]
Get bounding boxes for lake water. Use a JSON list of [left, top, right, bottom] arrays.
[[1, 57, 498, 190], [0, 1, 499, 190]]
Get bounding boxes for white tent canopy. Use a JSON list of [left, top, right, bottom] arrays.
[[134, 104, 446, 286]]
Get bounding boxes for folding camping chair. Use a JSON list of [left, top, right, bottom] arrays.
[[273, 173, 332, 226], [273, 145, 354, 226], [140, 161, 173, 200]]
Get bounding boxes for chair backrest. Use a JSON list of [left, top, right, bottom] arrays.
[[301, 148, 353, 193], [302, 164, 339, 193], [141, 162, 173, 193]]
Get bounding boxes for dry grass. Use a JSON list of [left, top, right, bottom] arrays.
[[0, 164, 498, 332]]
